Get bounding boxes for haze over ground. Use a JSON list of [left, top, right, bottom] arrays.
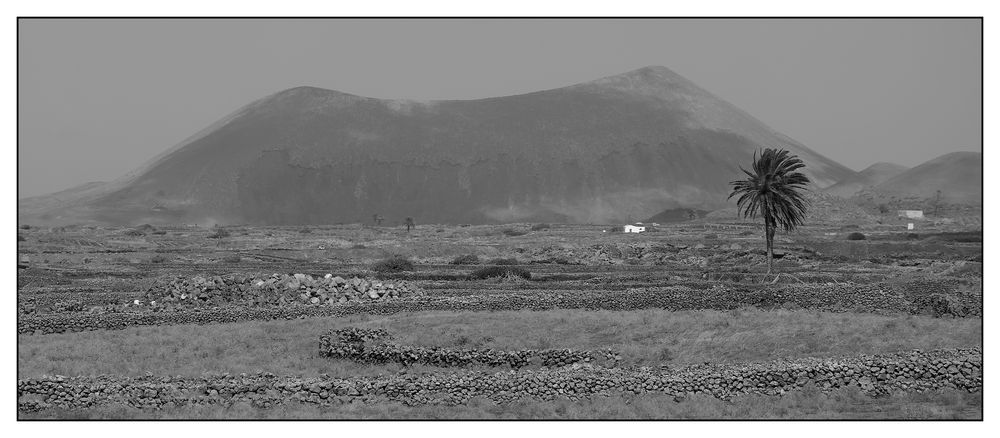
[[18, 18, 981, 199]]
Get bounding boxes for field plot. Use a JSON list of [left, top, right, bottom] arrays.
[[17, 222, 982, 419]]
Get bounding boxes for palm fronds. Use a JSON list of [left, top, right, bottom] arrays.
[[728, 148, 810, 231]]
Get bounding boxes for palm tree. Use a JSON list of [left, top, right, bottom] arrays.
[[728, 148, 810, 273]]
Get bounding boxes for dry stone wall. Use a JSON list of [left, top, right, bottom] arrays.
[[319, 328, 620, 368], [143, 273, 422, 308], [18, 348, 981, 413], [18, 280, 981, 334]]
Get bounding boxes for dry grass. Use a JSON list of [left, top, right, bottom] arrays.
[[18, 308, 980, 378], [19, 385, 981, 420]]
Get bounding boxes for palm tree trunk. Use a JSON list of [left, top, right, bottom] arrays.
[[765, 221, 776, 274]]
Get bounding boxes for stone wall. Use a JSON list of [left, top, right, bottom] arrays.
[[18, 280, 981, 334], [143, 273, 422, 308], [319, 328, 620, 368], [18, 348, 981, 413]]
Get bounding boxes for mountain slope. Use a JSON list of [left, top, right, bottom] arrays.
[[21, 66, 855, 225], [867, 151, 981, 204], [824, 162, 909, 197]]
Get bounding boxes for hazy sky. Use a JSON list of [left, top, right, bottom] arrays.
[[18, 18, 981, 198]]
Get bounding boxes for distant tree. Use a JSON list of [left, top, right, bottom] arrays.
[[877, 203, 890, 215], [372, 214, 383, 226], [404, 217, 415, 232], [728, 148, 811, 273]]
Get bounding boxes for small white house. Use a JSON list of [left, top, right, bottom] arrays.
[[898, 210, 924, 219], [624, 225, 646, 233]]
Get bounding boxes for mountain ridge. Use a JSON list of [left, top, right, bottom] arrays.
[[20, 66, 856, 225]]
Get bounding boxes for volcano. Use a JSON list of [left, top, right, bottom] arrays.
[[20, 66, 855, 225], [867, 151, 982, 205], [824, 162, 909, 197]]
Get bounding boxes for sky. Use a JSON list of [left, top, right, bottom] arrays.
[[17, 18, 982, 198]]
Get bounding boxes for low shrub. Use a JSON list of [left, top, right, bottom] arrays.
[[502, 228, 529, 237], [299, 228, 313, 234], [450, 254, 480, 265], [121, 228, 146, 237], [351, 244, 366, 249], [151, 230, 167, 235], [207, 228, 231, 239], [469, 265, 531, 280], [530, 223, 551, 231], [17, 234, 26, 242], [846, 232, 866, 241], [220, 255, 242, 263], [548, 256, 571, 265], [148, 255, 169, 264], [372, 255, 414, 273], [704, 233, 719, 239], [605, 226, 624, 233], [487, 257, 518, 265], [19, 225, 30, 230]]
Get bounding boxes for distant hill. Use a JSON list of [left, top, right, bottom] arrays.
[[824, 162, 909, 197], [19, 65, 855, 226], [866, 152, 982, 205], [645, 207, 710, 223]]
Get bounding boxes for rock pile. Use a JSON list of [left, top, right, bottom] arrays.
[[143, 274, 423, 308], [319, 328, 620, 368], [18, 348, 981, 412]]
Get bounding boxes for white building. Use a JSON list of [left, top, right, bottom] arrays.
[[898, 210, 924, 219], [624, 225, 646, 233]]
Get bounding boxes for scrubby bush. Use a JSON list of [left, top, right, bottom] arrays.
[[450, 254, 480, 265], [469, 265, 531, 280], [19, 225, 30, 230], [549, 256, 571, 265], [299, 228, 313, 234], [148, 255, 169, 263], [502, 228, 529, 237], [605, 226, 623, 233], [531, 223, 551, 231], [121, 228, 146, 237], [351, 243, 366, 249], [17, 234, 25, 242], [846, 232, 866, 241], [487, 257, 518, 265], [151, 230, 167, 235], [906, 233, 920, 240], [703, 233, 719, 239], [207, 228, 231, 239], [220, 255, 241, 263], [372, 255, 414, 273]]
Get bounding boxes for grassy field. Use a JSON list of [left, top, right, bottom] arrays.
[[18, 308, 981, 378], [19, 385, 982, 420]]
